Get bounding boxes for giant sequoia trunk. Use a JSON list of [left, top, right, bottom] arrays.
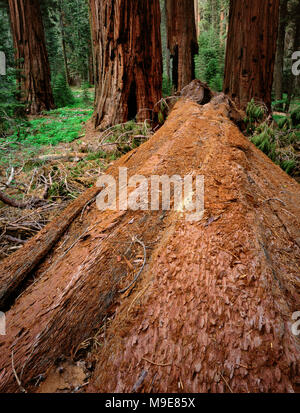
[[8, 0, 54, 114], [0, 88, 299, 393], [274, 0, 288, 103], [166, 0, 198, 91], [90, 0, 162, 130], [223, 0, 280, 111]]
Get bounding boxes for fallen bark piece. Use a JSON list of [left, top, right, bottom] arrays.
[[0, 97, 299, 393], [34, 152, 88, 163]]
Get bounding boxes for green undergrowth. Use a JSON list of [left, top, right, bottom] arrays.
[[245, 99, 300, 178], [0, 93, 93, 167]]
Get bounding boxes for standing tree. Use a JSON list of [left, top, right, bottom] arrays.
[[223, 0, 280, 110], [274, 0, 288, 104], [90, 0, 162, 129], [166, 0, 198, 91], [284, 0, 300, 112], [8, 0, 54, 114]]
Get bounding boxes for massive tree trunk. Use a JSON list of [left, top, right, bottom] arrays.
[[8, 0, 54, 114], [223, 0, 280, 111], [274, 0, 288, 104], [90, 0, 162, 130], [0, 90, 299, 393], [166, 0, 199, 91]]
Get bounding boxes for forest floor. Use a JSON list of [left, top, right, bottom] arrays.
[[0, 87, 153, 260]]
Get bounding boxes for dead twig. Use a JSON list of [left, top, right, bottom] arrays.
[[11, 350, 26, 393], [220, 372, 233, 393], [0, 190, 47, 209], [119, 236, 147, 294], [142, 357, 172, 367]]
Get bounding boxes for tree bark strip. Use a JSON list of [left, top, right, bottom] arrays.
[[8, 0, 54, 114]]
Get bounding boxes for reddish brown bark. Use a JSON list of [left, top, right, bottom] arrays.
[[8, 0, 54, 114], [1, 94, 299, 393], [166, 0, 198, 91], [90, 0, 162, 129], [223, 0, 280, 111]]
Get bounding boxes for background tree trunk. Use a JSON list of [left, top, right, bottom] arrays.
[[166, 0, 199, 91], [8, 0, 54, 114], [90, 0, 162, 130], [274, 0, 288, 104], [194, 0, 200, 38], [285, 0, 300, 112], [58, 0, 71, 85], [223, 0, 280, 111]]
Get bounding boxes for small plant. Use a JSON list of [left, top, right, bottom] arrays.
[[98, 120, 152, 157], [0, 68, 26, 137], [194, 28, 225, 92], [244, 99, 267, 134], [52, 73, 75, 108], [291, 106, 300, 127], [81, 81, 93, 107], [162, 75, 173, 97], [247, 98, 300, 178]]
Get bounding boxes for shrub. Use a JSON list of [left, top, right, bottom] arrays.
[[0, 68, 26, 137], [247, 100, 300, 177], [194, 28, 225, 92], [52, 73, 75, 108], [291, 106, 300, 127]]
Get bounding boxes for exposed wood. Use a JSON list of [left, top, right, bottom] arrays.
[[8, 0, 54, 114], [90, 0, 162, 129], [223, 0, 280, 111], [166, 0, 198, 91]]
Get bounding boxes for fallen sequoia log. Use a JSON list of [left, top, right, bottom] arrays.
[[0, 95, 300, 393]]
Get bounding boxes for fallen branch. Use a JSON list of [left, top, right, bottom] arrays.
[[118, 237, 147, 294], [33, 152, 88, 163], [0, 190, 46, 209]]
